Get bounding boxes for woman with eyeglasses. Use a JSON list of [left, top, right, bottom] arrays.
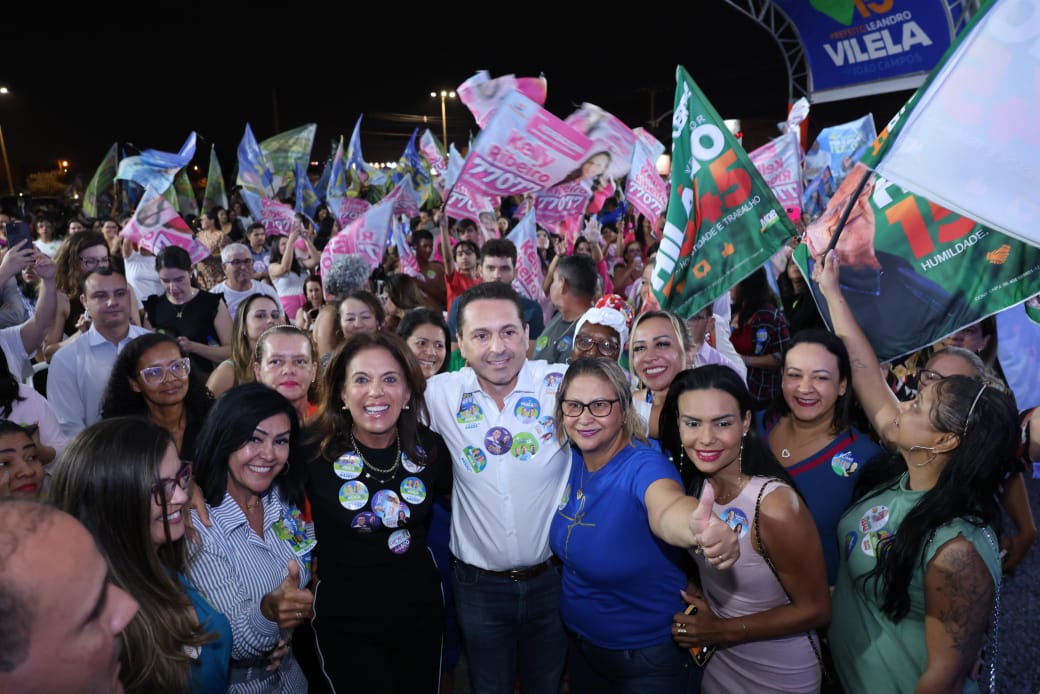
[[45, 230, 142, 361], [815, 252, 1018, 692], [568, 294, 633, 365], [188, 383, 314, 693], [206, 294, 283, 399], [48, 417, 232, 692], [550, 358, 740, 693], [101, 333, 215, 460]]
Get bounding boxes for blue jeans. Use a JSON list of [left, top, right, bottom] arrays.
[[567, 630, 699, 694], [452, 558, 567, 694]]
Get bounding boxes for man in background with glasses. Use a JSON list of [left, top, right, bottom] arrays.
[[48, 268, 151, 437], [209, 243, 281, 320]]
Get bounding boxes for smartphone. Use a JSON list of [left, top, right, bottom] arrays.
[[5, 222, 32, 250], [683, 603, 717, 667]]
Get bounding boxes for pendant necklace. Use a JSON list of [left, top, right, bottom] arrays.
[[351, 429, 401, 485], [174, 290, 198, 319]]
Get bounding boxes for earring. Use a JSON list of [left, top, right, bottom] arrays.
[[908, 444, 937, 467], [403, 404, 410, 410]]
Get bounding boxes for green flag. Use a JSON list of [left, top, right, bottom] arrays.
[[260, 123, 317, 198], [172, 169, 198, 218], [650, 66, 797, 317], [82, 143, 118, 218], [202, 146, 228, 214]]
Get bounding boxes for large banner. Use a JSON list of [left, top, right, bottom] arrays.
[[650, 66, 797, 318], [867, 0, 1040, 248], [749, 130, 803, 221], [773, 0, 961, 102], [795, 163, 1040, 362], [456, 71, 549, 129], [455, 90, 597, 198]]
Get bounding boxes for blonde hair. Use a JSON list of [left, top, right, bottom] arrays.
[[555, 358, 648, 447], [628, 310, 691, 390]]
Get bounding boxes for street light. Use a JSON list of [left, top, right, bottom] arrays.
[[0, 87, 12, 195], [430, 90, 456, 148]]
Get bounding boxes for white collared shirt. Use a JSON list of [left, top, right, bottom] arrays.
[[47, 323, 152, 438], [427, 359, 570, 571]]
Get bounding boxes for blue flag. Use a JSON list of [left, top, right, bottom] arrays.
[[295, 161, 320, 219], [237, 124, 275, 197]]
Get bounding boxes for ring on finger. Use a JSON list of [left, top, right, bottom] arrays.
[[296, 611, 303, 619]]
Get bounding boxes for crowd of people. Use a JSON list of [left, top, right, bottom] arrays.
[[0, 187, 1037, 694]]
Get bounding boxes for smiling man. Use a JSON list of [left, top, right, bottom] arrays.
[[209, 243, 281, 320], [426, 281, 570, 694]]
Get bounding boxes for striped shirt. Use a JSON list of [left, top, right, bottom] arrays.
[[189, 491, 313, 694]]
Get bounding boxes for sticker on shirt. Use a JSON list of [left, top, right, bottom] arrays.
[[858, 505, 890, 533], [484, 427, 513, 456], [400, 477, 427, 505], [844, 531, 858, 559], [426, 269, 437, 280], [333, 453, 363, 480], [514, 397, 541, 423], [719, 508, 749, 538], [535, 416, 555, 442], [860, 529, 893, 557], [558, 484, 570, 510], [831, 451, 859, 477], [556, 335, 572, 353], [339, 480, 369, 511], [510, 432, 539, 461], [352, 511, 382, 533], [388, 529, 411, 554], [402, 446, 427, 473], [535, 335, 549, 352], [753, 327, 768, 354], [463, 446, 488, 473], [272, 505, 316, 556], [456, 394, 485, 427], [543, 372, 564, 394], [372, 489, 404, 526]]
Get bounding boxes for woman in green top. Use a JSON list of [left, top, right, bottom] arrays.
[[815, 251, 1018, 693]]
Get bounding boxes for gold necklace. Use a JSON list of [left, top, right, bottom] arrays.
[[173, 290, 198, 319], [350, 429, 401, 484]]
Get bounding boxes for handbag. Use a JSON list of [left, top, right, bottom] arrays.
[[754, 480, 840, 691]]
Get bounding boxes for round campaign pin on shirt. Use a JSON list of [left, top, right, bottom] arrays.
[[858, 505, 890, 534], [388, 529, 411, 554], [484, 427, 513, 456], [514, 397, 540, 423], [333, 453, 363, 480], [400, 477, 427, 505], [861, 529, 892, 557], [844, 531, 859, 559], [831, 451, 859, 477], [510, 432, 539, 461], [543, 372, 564, 394], [535, 416, 555, 442], [556, 335, 572, 353], [339, 480, 369, 511], [463, 446, 488, 473], [720, 508, 749, 538], [372, 489, 402, 526], [402, 448, 426, 473], [352, 511, 381, 533]]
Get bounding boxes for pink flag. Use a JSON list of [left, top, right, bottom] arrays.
[[504, 210, 544, 301], [749, 131, 804, 222], [565, 103, 639, 180], [534, 180, 592, 229], [319, 197, 394, 288], [457, 70, 548, 129], [240, 189, 295, 236], [384, 178, 421, 219], [625, 139, 669, 223], [445, 180, 497, 226], [120, 186, 209, 264], [330, 196, 371, 230], [393, 219, 423, 279]]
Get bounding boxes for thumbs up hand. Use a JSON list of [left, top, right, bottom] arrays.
[[689, 483, 741, 571], [260, 559, 315, 628]]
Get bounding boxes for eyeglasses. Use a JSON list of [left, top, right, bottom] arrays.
[[561, 399, 620, 418], [80, 255, 111, 269], [916, 368, 946, 387], [139, 358, 191, 386], [574, 335, 620, 357], [152, 461, 192, 505], [225, 258, 252, 267]]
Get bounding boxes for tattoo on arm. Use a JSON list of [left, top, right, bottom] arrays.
[[934, 544, 994, 655]]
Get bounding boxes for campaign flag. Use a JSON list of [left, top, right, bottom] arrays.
[[345, 115, 388, 191], [865, 0, 1040, 248], [295, 161, 320, 220], [240, 189, 295, 237], [419, 129, 448, 194], [650, 66, 798, 318], [802, 166, 836, 221], [171, 169, 198, 218], [319, 197, 394, 283], [794, 162, 1040, 362], [997, 297, 1040, 411], [119, 186, 209, 264], [82, 143, 119, 218], [803, 114, 876, 186], [236, 124, 275, 197], [202, 146, 228, 213], [457, 70, 549, 129], [393, 129, 433, 206], [445, 179, 497, 226], [565, 103, 639, 179], [392, 217, 423, 280], [749, 131, 804, 221], [456, 90, 597, 199], [326, 137, 348, 202], [534, 180, 592, 230], [505, 210, 544, 301], [329, 196, 371, 231], [633, 128, 667, 166], [116, 132, 197, 195], [260, 123, 316, 196], [625, 138, 669, 223], [314, 151, 334, 203], [384, 178, 421, 219], [445, 143, 465, 188]]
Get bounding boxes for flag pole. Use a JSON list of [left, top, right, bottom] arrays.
[[823, 167, 872, 256]]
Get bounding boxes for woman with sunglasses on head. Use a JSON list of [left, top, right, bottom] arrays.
[[189, 383, 314, 693], [550, 358, 740, 693], [101, 333, 214, 460], [48, 417, 232, 692], [815, 252, 1019, 692], [660, 365, 831, 693]]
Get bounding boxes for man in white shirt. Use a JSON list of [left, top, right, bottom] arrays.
[[426, 282, 569, 694], [209, 243, 280, 319], [48, 269, 151, 437]]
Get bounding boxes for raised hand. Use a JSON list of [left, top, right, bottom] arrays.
[[690, 483, 741, 570], [261, 559, 314, 629], [811, 249, 841, 300]]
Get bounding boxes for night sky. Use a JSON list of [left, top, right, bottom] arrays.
[[1, 6, 912, 190]]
